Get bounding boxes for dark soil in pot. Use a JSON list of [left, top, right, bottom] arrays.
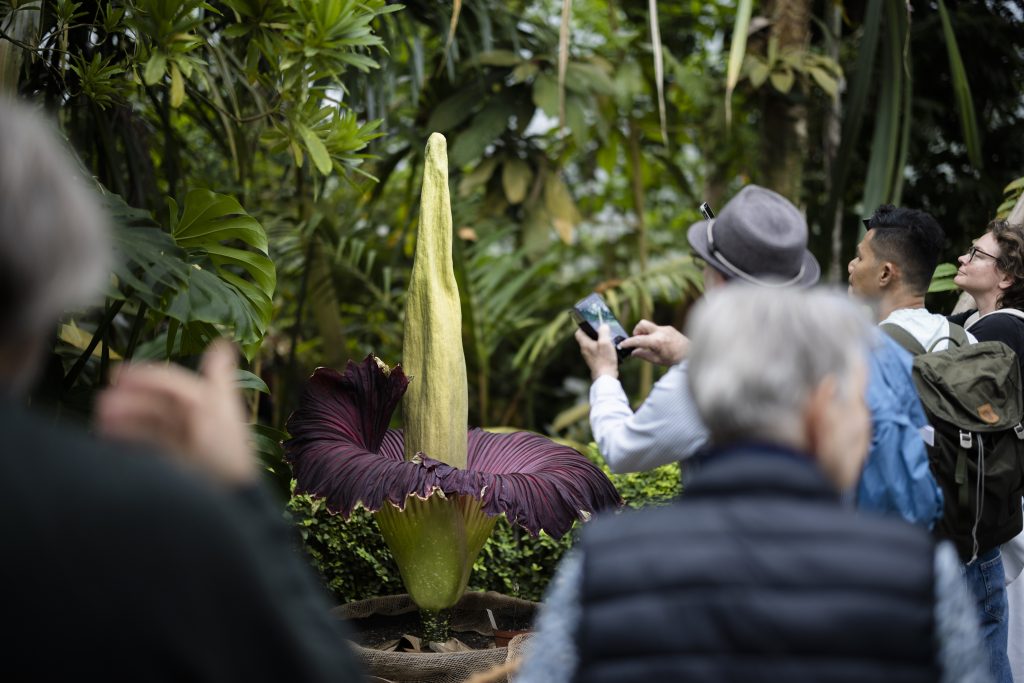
[[348, 611, 499, 650], [335, 592, 537, 683]]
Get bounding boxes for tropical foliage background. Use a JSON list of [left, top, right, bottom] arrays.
[[3, 0, 1024, 598]]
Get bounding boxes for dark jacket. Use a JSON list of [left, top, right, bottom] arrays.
[[0, 401, 361, 681], [573, 444, 939, 683], [950, 308, 1024, 379]]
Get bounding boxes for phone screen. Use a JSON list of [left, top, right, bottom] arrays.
[[572, 293, 630, 347]]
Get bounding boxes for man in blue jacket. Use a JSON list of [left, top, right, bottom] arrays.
[[857, 332, 942, 524]]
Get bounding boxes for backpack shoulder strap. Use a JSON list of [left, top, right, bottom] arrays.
[[947, 322, 970, 348], [963, 310, 983, 330], [881, 322, 928, 356]]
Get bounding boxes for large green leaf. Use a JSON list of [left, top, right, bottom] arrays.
[[724, 0, 753, 126], [169, 189, 276, 347], [929, 262, 960, 293], [425, 83, 486, 133], [532, 73, 560, 118], [937, 0, 982, 168], [448, 97, 511, 167], [997, 176, 1024, 221], [862, 2, 907, 214], [104, 188, 270, 357], [296, 121, 334, 175], [501, 158, 533, 205], [648, 0, 667, 144], [564, 62, 616, 96], [105, 190, 190, 309], [824, 0, 883, 250]]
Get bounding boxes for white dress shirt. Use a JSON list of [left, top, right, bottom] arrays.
[[588, 361, 708, 473]]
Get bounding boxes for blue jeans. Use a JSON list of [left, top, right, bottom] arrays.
[[963, 547, 1012, 683]]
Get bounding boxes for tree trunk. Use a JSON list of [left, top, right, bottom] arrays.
[[823, 2, 845, 282], [760, 0, 811, 204]]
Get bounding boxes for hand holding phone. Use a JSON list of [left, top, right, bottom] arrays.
[[571, 293, 631, 363]]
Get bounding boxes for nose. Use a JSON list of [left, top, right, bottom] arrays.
[[847, 259, 855, 274], [957, 253, 969, 266]]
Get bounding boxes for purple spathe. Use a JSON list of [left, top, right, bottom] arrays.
[[284, 356, 622, 539]]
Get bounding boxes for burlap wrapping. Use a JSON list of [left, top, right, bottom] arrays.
[[335, 592, 535, 683]]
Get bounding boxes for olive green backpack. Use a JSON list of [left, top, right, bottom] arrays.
[[882, 322, 1024, 562]]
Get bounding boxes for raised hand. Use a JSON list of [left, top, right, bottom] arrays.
[[95, 340, 255, 486], [619, 319, 690, 366], [575, 324, 619, 381]]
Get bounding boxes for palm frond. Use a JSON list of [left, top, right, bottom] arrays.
[[513, 254, 704, 371]]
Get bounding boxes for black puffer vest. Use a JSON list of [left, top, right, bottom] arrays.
[[573, 445, 938, 683]]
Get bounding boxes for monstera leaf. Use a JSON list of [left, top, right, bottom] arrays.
[[168, 189, 276, 349], [103, 188, 275, 358]]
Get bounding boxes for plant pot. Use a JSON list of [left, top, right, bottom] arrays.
[[492, 629, 530, 648], [335, 591, 536, 683]]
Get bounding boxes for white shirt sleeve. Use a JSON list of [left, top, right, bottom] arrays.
[[588, 361, 709, 473]]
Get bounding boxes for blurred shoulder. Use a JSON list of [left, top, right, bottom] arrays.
[[0, 401, 244, 536]]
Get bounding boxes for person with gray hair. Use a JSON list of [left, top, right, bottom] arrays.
[[0, 98, 109, 395], [686, 285, 872, 488], [0, 97, 362, 680], [520, 284, 989, 683]]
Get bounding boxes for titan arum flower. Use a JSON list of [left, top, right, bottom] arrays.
[[284, 133, 620, 641]]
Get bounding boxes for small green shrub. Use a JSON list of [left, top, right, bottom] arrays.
[[288, 444, 681, 604], [288, 493, 403, 603], [584, 443, 682, 510], [468, 518, 574, 601]]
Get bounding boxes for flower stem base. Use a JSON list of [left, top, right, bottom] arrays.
[[420, 607, 452, 643]]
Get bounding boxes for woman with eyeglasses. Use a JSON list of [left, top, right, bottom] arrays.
[[949, 220, 1024, 373], [949, 218, 1024, 683]]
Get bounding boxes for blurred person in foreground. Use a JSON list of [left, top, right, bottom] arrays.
[[523, 284, 989, 683], [577, 185, 941, 529], [0, 97, 361, 680]]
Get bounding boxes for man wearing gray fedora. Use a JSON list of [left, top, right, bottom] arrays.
[[576, 184, 943, 528]]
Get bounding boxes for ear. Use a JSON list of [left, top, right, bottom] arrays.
[[703, 266, 727, 290], [998, 272, 1015, 291], [878, 261, 897, 288], [802, 376, 837, 455]]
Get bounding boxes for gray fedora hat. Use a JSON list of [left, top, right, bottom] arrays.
[[687, 185, 820, 288]]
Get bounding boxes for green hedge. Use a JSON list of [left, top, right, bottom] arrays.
[[287, 444, 681, 604]]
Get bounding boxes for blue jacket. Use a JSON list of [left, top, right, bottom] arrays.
[[856, 331, 943, 528]]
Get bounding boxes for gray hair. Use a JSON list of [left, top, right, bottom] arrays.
[[0, 97, 110, 340], [686, 284, 874, 447]]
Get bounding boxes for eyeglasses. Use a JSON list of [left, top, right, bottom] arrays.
[[966, 245, 999, 263]]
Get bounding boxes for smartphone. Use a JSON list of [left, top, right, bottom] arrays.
[[699, 202, 715, 220], [571, 293, 631, 362]]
